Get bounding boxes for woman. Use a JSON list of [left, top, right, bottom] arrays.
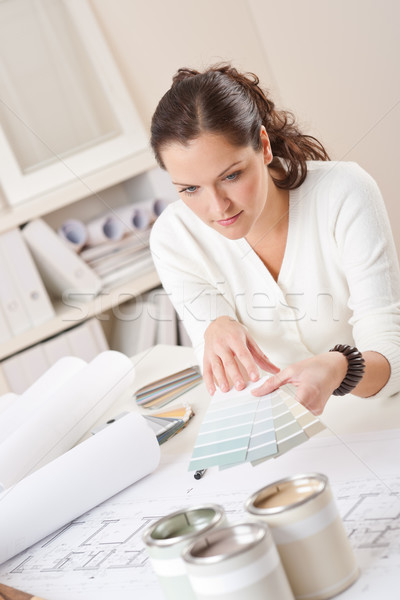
[[149, 64, 400, 414]]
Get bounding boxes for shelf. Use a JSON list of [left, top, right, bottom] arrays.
[[0, 148, 157, 233], [0, 269, 161, 361]]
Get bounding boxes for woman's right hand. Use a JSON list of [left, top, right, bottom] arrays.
[[203, 316, 280, 395]]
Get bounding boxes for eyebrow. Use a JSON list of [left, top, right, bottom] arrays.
[[172, 161, 242, 187]]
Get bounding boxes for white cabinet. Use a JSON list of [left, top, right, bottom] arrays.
[[0, 0, 177, 394], [0, 151, 181, 394]]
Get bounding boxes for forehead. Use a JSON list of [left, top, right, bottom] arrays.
[[161, 132, 252, 183]]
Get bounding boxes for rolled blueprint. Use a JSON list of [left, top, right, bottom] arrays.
[[0, 412, 160, 564], [116, 199, 156, 232], [0, 351, 135, 490], [58, 219, 88, 252], [0, 356, 87, 444], [86, 213, 125, 246], [153, 198, 169, 217]]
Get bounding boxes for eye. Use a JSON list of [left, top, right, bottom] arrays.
[[179, 185, 198, 196], [225, 171, 241, 181]]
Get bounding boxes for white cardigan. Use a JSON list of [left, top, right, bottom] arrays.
[[150, 161, 400, 398]]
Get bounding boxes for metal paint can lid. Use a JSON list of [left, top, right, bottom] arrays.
[[245, 473, 328, 515], [142, 504, 226, 548], [182, 521, 269, 565]]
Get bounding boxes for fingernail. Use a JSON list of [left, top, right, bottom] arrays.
[[250, 372, 258, 381], [235, 380, 244, 390], [209, 388, 215, 395], [221, 384, 228, 392]]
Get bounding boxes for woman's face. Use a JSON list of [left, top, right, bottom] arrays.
[[160, 129, 273, 240]]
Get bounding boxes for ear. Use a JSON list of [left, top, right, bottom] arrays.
[[260, 126, 273, 165]]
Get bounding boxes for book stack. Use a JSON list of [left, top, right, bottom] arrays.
[[79, 228, 154, 291], [0, 228, 55, 344], [1, 318, 109, 394]]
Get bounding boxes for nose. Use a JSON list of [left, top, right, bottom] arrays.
[[209, 187, 231, 215]]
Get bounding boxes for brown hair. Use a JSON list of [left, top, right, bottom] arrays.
[[151, 64, 329, 190]]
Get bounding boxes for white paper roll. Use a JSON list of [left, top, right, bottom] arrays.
[[0, 357, 87, 444], [86, 214, 125, 246], [0, 412, 160, 565], [58, 219, 88, 252], [0, 351, 135, 490]]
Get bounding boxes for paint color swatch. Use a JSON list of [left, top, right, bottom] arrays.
[[189, 377, 325, 471], [135, 366, 202, 409], [188, 391, 259, 471]]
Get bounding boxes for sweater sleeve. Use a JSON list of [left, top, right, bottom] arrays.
[[332, 163, 400, 398], [150, 206, 237, 368]]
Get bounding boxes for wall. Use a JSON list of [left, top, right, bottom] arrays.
[[90, 0, 400, 252]]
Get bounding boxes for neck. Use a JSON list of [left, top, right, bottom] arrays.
[[248, 168, 290, 244]]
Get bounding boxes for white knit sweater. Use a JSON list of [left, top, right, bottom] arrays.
[[150, 161, 400, 398]]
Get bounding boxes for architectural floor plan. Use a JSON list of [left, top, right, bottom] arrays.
[[0, 429, 399, 599]]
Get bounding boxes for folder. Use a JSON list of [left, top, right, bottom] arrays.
[[22, 219, 102, 301], [0, 246, 31, 336], [0, 227, 55, 327]]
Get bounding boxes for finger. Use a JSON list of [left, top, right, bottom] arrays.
[[218, 350, 247, 391], [203, 361, 216, 396], [251, 370, 290, 396], [247, 338, 280, 374], [209, 355, 230, 393], [230, 343, 261, 383]]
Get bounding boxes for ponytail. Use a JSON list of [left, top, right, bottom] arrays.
[[151, 63, 329, 189]]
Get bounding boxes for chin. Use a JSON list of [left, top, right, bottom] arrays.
[[213, 226, 245, 240]]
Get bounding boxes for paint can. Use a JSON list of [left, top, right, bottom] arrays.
[[245, 473, 359, 600], [182, 521, 294, 600], [142, 504, 226, 599]]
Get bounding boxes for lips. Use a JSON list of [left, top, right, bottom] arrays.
[[217, 211, 243, 226]]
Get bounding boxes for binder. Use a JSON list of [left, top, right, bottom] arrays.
[[22, 219, 102, 301], [111, 295, 157, 356], [151, 288, 178, 346], [0, 245, 31, 336], [0, 303, 11, 345], [87, 318, 109, 352], [178, 318, 192, 347], [1, 353, 30, 394], [0, 227, 55, 327], [18, 344, 50, 389], [65, 321, 102, 362], [42, 332, 72, 365]]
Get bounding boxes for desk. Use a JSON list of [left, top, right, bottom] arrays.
[[0, 344, 399, 599]]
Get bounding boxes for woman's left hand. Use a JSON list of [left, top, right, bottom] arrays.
[[251, 352, 348, 415]]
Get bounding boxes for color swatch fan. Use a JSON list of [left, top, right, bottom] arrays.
[[188, 376, 325, 471], [135, 366, 202, 409]]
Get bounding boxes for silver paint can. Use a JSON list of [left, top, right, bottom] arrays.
[[142, 504, 226, 599], [182, 521, 294, 600], [245, 473, 359, 600]]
